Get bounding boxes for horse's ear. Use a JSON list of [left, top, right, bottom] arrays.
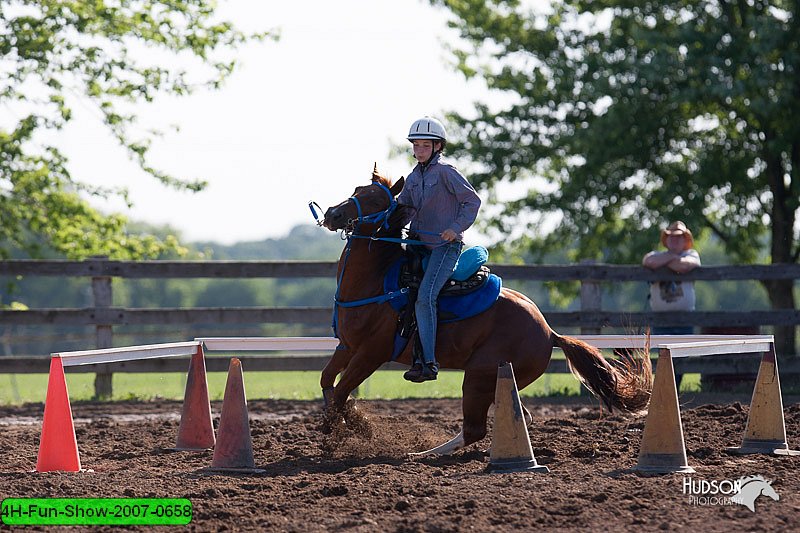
[[372, 162, 379, 182], [390, 176, 405, 196]]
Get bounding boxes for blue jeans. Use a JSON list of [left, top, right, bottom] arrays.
[[416, 241, 462, 364]]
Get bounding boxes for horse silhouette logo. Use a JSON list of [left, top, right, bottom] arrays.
[[731, 475, 780, 512]]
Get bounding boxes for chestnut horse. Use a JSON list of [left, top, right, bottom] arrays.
[[320, 168, 652, 455]]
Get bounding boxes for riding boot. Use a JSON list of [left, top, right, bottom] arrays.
[[404, 360, 438, 383], [419, 360, 439, 382], [403, 332, 425, 382], [404, 334, 439, 382], [402, 361, 423, 382]]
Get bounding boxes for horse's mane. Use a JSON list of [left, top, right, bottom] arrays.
[[371, 169, 394, 189], [368, 167, 409, 238]]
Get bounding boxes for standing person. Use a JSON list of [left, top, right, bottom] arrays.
[[642, 220, 701, 334], [396, 116, 481, 382]]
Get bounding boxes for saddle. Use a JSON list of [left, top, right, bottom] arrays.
[[401, 245, 491, 297], [384, 245, 502, 360]]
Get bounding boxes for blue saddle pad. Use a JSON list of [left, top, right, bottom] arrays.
[[452, 245, 489, 281], [383, 258, 502, 323]]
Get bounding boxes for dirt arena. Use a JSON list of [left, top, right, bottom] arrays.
[[1, 394, 798, 532]]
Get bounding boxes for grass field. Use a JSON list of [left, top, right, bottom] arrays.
[[0, 371, 702, 405]]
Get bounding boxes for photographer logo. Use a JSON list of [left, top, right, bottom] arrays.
[[683, 475, 779, 512]]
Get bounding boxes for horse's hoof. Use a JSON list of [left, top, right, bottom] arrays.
[[410, 430, 466, 457]]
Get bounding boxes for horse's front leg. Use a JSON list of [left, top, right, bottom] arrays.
[[330, 348, 386, 406], [321, 344, 351, 408], [460, 368, 497, 447], [323, 349, 387, 437]]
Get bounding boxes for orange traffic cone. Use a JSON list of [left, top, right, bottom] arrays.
[[173, 345, 215, 451], [203, 358, 264, 473], [36, 357, 81, 472], [635, 349, 694, 473], [727, 346, 800, 456], [488, 362, 549, 473]]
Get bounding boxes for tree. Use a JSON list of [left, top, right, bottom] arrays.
[[432, 0, 800, 354], [0, 0, 272, 259]]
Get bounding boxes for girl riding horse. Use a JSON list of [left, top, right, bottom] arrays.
[[396, 116, 481, 383], [320, 165, 653, 455]]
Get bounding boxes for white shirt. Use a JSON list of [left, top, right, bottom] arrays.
[[647, 249, 701, 311]]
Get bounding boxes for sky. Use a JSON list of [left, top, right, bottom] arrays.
[[55, 0, 503, 245]]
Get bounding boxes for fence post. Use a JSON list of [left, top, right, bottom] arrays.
[[579, 259, 602, 335], [92, 257, 113, 399]]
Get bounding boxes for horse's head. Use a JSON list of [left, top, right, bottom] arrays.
[[323, 164, 405, 232]]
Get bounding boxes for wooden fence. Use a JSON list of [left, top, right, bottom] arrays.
[[2, 259, 799, 396]]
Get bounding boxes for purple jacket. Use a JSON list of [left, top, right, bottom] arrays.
[[396, 153, 481, 248]]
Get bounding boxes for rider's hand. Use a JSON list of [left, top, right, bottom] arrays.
[[441, 229, 457, 242]]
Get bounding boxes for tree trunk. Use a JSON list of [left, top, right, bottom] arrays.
[[763, 279, 796, 357], [764, 141, 797, 357]]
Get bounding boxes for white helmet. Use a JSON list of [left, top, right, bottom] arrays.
[[407, 116, 447, 142]]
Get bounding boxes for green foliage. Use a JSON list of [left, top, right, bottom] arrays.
[[196, 225, 343, 261], [432, 0, 800, 267], [0, 0, 274, 259]]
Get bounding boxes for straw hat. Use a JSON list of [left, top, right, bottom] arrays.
[[660, 221, 694, 250]]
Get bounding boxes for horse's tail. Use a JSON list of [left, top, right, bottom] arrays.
[[552, 332, 653, 412]]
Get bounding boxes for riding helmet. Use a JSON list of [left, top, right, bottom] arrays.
[[407, 116, 447, 142]]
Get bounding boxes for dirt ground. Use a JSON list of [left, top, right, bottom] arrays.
[[1, 393, 799, 532]]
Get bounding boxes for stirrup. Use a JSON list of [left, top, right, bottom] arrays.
[[403, 362, 423, 382], [404, 362, 438, 383], [421, 362, 439, 381]]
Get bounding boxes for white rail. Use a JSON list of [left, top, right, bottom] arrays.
[[574, 334, 774, 352], [196, 337, 339, 352], [49, 334, 776, 368], [52, 341, 202, 367]]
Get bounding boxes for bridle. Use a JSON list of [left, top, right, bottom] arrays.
[[344, 181, 397, 235], [308, 181, 396, 236]]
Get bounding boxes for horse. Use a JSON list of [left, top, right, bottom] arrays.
[[318, 166, 653, 455]]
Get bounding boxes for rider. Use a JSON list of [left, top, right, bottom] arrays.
[[396, 116, 481, 382]]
